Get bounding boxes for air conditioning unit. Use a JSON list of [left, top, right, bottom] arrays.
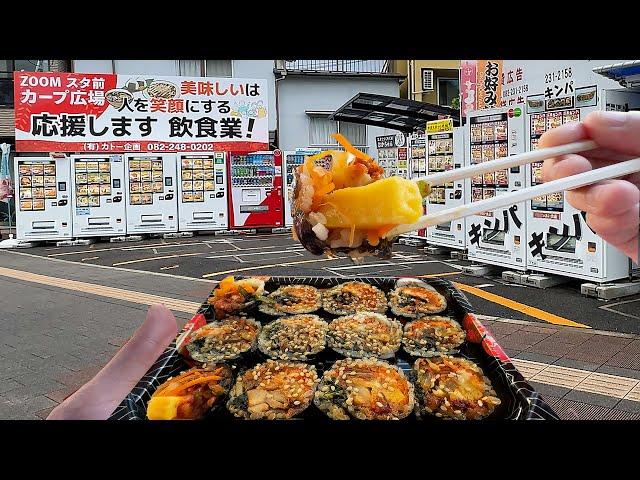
[[422, 69, 434, 91]]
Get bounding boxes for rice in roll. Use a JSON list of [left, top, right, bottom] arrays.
[[185, 316, 261, 363], [322, 281, 387, 315], [258, 284, 322, 316], [227, 360, 319, 420], [413, 356, 501, 420], [402, 316, 466, 357], [207, 276, 265, 318], [327, 312, 402, 359], [258, 314, 328, 361], [314, 358, 414, 420]]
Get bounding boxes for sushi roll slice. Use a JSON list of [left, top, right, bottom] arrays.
[[146, 364, 233, 420], [207, 276, 265, 319], [258, 314, 328, 361], [322, 281, 387, 315], [314, 358, 415, 420], [388, 279, 447, 317], [327, 312, 402, 359], [227, 360, 319, 420], [258, 284, 322, 316], [185, 316, 261, 363], [402, 316, 466, 357], [413, 356, 502, 420]]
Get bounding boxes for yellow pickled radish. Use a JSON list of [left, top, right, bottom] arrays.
[[317, 176, 423, 229], [146, 396, 182, 420]]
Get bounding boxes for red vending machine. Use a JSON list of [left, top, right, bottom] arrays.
[[227, 149, 284, 229]]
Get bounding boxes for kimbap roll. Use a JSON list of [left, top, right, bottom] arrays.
[[413, 356, 501, 420], [207, 276, 265, 318], [323, 281, 387, 315], [146, 364, 233, 420], [258, 314, 328, 361], [314, 358, 415, 420], [402, 316, 466, 357], [227, 360, 319, 420], [185, 316, 261, 363], [327, 312, 402, 359], [389, 279, 447, 317], [258, 284, 322, 316]]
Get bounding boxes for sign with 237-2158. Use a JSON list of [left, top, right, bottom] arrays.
[[13, 72, 269, 153]]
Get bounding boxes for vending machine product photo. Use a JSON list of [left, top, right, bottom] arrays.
[[227, 150, 284, 230], [70, 154, 126, 238], [14, 155, 72, 241], [466, 106, 527, 270], [177, 152, 228, 232], [124, 153, 178, 234], [425, 121, 469, 250]]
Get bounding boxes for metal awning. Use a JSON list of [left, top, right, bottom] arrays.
[[593, 61, 640, 89], [329, 93, 460, 133]]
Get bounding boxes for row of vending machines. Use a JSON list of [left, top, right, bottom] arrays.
[[15, 150, 292, 241], [387, 87, 640, 283]]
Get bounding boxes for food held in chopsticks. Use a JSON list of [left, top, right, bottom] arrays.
[[227, 360, 319, 419], [314, 358, 415, 420], [388, 279, 447, 317], [413, 356, 501, 420], [402, 316, 466, 357], [184, 316, 261, 363], [258, 314, 328, 361], [207, 276, 265, 318], [292, 134, 424, 259], [258, 284, 322, 316], [146, 365, 233, 420]]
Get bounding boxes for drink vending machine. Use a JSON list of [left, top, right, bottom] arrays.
[[466, 106, 527, 270], [282, 148, 321, 228], [14, 155, 72, 241], [227, 150, 284, 229], [425, 123, 469, 250], [124, 153, 178, 234], [525, 87, 640, 281], [177, 152, 228, 232], [70, 154, 126, 237]]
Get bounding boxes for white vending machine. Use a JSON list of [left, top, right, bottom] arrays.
[[525, 87, 640, 281], [124, 153, 178, 234], [376, 133, 410, 179], [14, 155, 72, 241], [177, 152, 228, 232], [283, 149, 321, 228], [403, 132, 429, 241], [70, 154, 126, 238], [426, 123, 469, 250], [466, 106, 527, 270]]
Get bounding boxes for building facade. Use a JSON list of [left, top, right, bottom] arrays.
[[391, 60, 460, 108]]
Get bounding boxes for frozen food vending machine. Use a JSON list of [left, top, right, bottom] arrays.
[[425, 124, 469, 249], [283, 149, 321, 228], [525, 87, 640, 282], [70, 154, 126, 237], [227, 150, 284, 229], [14, 155, 72, 241], [177, 152, 228, 232], [124, 153, 178, 234], [466, 106, 527, 270], [376, 133, 409, 179], [402, 133, 429, 240]]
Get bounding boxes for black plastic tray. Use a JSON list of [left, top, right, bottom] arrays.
[[109, 276, 559, 420]]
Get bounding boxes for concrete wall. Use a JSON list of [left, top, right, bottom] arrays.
[[277, 75, 402, 153]]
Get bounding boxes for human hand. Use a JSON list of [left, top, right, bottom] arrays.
[[47, 305, 178, 420], [540, 111, 640, 263]]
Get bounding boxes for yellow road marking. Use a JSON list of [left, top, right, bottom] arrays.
[[418, 272, 460, 278], [202, 257, 341, 278], [453, 281, 590, 328], [0, 266, 201, 314]]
